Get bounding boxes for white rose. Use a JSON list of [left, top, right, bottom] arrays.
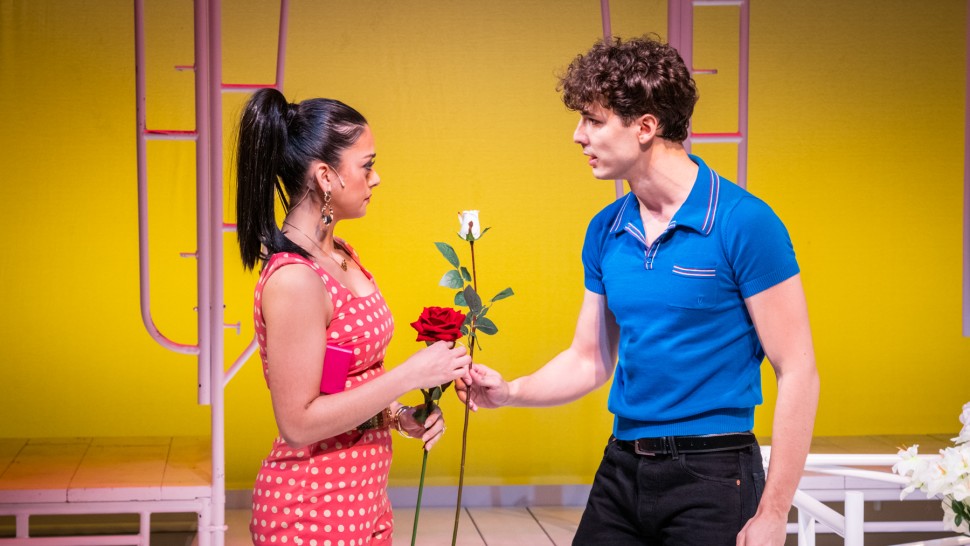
[[458, 210, 481, 241]]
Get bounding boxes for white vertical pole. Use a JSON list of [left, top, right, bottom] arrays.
[[843, 491, 865, 546], [668, 0, 694, 155], [797, 510, 816, 546], [963, 0, 969, 337], [736, 0, 749, 188], [194, 0, 213, 407], [598, 0, 625, 199], [207, 0, 227, 543]]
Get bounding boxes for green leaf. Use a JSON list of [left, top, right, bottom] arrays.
[[475, 316, 498, 335], [435, 242, 460, 268], [439, 270, 464, 289], [463, 285, 483, 313], [460, 267, 472, 282], [413, 405, 430, 424], [454, 290, 466, 306], [491, 287, 514, 302], [480, 227, 491, 238]]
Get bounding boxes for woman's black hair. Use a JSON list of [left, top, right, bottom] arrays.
[[235, 88, 368, 270]]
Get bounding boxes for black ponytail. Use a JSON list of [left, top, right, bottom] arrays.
[[235, 88, 367, 270]]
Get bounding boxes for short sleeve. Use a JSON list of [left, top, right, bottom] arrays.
[[722, 196, 800, 298], [582, 213, 608, 295]]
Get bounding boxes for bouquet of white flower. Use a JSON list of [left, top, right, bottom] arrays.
[[893, 402, 970, 535]]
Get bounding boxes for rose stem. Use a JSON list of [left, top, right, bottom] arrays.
[[452, 240, 477, 546], [411, 449, 429, 546]]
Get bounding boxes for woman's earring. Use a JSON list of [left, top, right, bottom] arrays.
[[321, 190, 334, 227]]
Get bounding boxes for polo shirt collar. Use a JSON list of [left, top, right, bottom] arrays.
[[607, 154, 721, 237]]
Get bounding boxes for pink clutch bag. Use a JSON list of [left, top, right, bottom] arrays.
[[320, 344, 353, 394]]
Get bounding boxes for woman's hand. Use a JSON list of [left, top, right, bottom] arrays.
[[455, 363, 510, 411], [401, 341, 471, 391], [398, 405, 446, 451]]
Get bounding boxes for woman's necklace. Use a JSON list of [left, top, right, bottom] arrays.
[[282, 221, 348, 271]]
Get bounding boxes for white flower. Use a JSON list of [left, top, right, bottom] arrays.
[[894, 445, 929, 499], [942, 498, 970, 535], [458, 210, 481, 241], [955, 401, 970, 444]]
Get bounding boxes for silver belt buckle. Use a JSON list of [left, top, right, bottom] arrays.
[[633, 439, 658, 456]]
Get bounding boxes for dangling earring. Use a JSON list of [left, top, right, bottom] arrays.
[[321, 190, 334, 227]]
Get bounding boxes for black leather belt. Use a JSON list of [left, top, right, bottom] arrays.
[[618, 432, 755, 456]]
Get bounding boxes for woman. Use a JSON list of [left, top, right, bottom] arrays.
[[236, 88, 471, 545]]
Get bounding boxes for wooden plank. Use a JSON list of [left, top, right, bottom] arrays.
[[879, 434, 953, 452], [529, 506, 583, 545], [0, 439, 26, 477], [163, 436, 211, 488], [467, 506, 553, 545], [68, 440, 170, 501], [811, 435, 899, 454], [394, 507, 485, 546], [0, 438, 89, 502]]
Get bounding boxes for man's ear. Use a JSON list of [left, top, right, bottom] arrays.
[[636, 114, 660, 144]]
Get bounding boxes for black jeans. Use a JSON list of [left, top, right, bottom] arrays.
[[572, 436, 765, 545]]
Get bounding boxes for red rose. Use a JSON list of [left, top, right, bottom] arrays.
[[410, 306, 466, 342]]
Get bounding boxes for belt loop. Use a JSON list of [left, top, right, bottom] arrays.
[[668, 436, 679, 460]]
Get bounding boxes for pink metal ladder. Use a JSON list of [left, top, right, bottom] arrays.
[[135, 0, 289, 544], [668, 0, 751, 189]]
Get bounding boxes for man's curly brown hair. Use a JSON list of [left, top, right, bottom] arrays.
[[558, 36, 698, 142]]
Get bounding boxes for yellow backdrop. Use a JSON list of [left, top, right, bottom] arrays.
[[0, 0, 967, 491]]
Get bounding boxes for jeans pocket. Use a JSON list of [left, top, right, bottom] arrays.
[[752, 468, 766, 502], [678, 451, 742, 484]]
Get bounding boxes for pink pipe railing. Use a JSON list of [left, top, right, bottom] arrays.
[[135, 0, 203, 361]]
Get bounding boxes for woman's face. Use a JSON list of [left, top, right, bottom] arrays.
[[332, 124, 380, 221]]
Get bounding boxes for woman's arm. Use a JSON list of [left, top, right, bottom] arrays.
[[262, 265, 469, 447]]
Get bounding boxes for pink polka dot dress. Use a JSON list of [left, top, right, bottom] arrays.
[[250, 245, 396, 546]]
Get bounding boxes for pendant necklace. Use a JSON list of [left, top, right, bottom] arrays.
[[282, 221, 348, 271]]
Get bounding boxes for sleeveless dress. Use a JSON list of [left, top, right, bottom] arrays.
[[250, 245, 396, 546]]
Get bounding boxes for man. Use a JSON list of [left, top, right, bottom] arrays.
[[457, 36, 818, 545]]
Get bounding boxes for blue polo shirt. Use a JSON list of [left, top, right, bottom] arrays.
[[582, 155, 799, 440]]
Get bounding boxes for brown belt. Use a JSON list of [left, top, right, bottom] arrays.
[[357, 408, 393, 431], [617, 432, 756, 456]]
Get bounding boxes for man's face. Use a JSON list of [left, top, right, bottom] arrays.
[[573, 103, 641, 181]]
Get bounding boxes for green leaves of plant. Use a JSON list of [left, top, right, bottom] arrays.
[[435, 242, 459, 268], [434, 238, 513, 346], [415, 382, 452, 424], [475, 316, 498, 335], [491, 287, 514, 302], [462, 286, 482, 314], [439, 270, 464, 289]]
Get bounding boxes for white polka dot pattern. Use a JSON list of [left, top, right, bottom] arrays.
[[250, 248, 396, 545]]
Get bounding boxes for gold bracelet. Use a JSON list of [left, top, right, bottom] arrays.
[[395, 405, 412, 438]]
